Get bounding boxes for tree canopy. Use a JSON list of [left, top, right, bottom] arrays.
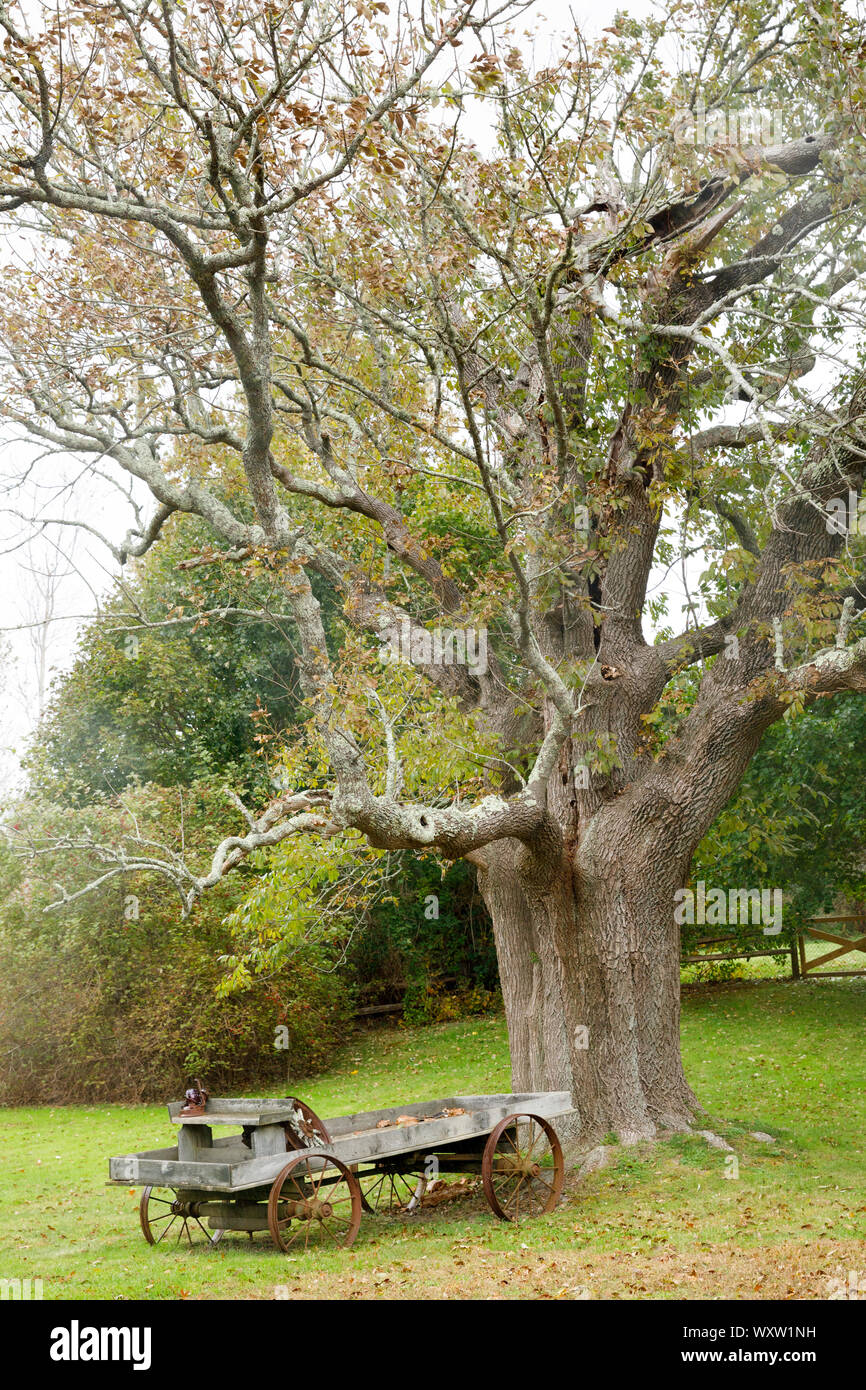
[[3, 0, 866, 1137], [3, 0, 865, 909]]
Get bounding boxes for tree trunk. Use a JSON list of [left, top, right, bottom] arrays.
[[478, 804, 701, 1150]]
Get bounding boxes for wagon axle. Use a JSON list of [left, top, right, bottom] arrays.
[[171, 1198, 202, 1217], [284, 1196, 334, 1221]]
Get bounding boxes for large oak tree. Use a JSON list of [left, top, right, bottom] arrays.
[[2, 0, 866, 1143]]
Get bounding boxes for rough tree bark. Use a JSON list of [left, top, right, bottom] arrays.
[[480, 795, 699, 1144]]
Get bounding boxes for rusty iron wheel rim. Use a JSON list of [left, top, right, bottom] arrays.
[[358, 1166, 427, 1215], [481, 1113, 564, 1222], [283, 1098, 332, 1152], [139, 1186, 224, 1248], [267, 1154, 361, 1253]]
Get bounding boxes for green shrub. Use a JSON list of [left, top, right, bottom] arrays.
[[0, 786, 352, 1103], [344, 856, 500, 1019]]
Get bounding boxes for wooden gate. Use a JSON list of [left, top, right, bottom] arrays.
[[798, 915, 866, 978]]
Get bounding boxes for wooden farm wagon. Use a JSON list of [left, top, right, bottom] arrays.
[[109, 1092, 571, 1251]]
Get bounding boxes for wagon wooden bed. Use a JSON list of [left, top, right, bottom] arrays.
[[109, 1092, 572, 1251]]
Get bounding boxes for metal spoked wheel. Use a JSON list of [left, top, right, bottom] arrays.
[[139, 1187, 225, 1248], [481, 1112, 564, 1221], [358, 1166, 428, 1215], [267, 1152, 362, 1252]]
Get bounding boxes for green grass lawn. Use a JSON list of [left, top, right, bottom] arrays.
[[1, 977, 864, 1300]]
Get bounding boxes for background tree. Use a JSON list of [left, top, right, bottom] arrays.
[[25, 508, 306, 800], [3, 0, 866, 1144], [0, 784, 354, 1103], [16, 531, 75, 721], [0, 497, 496, 1103], [696, 692, 866, 924]]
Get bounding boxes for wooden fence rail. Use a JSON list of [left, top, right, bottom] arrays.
[[682, 914, 866, 980], [682, 936, 800, 978]]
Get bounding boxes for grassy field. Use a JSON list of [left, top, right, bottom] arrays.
[[1, 976, 864, 1300]]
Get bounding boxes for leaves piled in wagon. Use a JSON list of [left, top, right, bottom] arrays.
[[374, 1107, 466, 1129]]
